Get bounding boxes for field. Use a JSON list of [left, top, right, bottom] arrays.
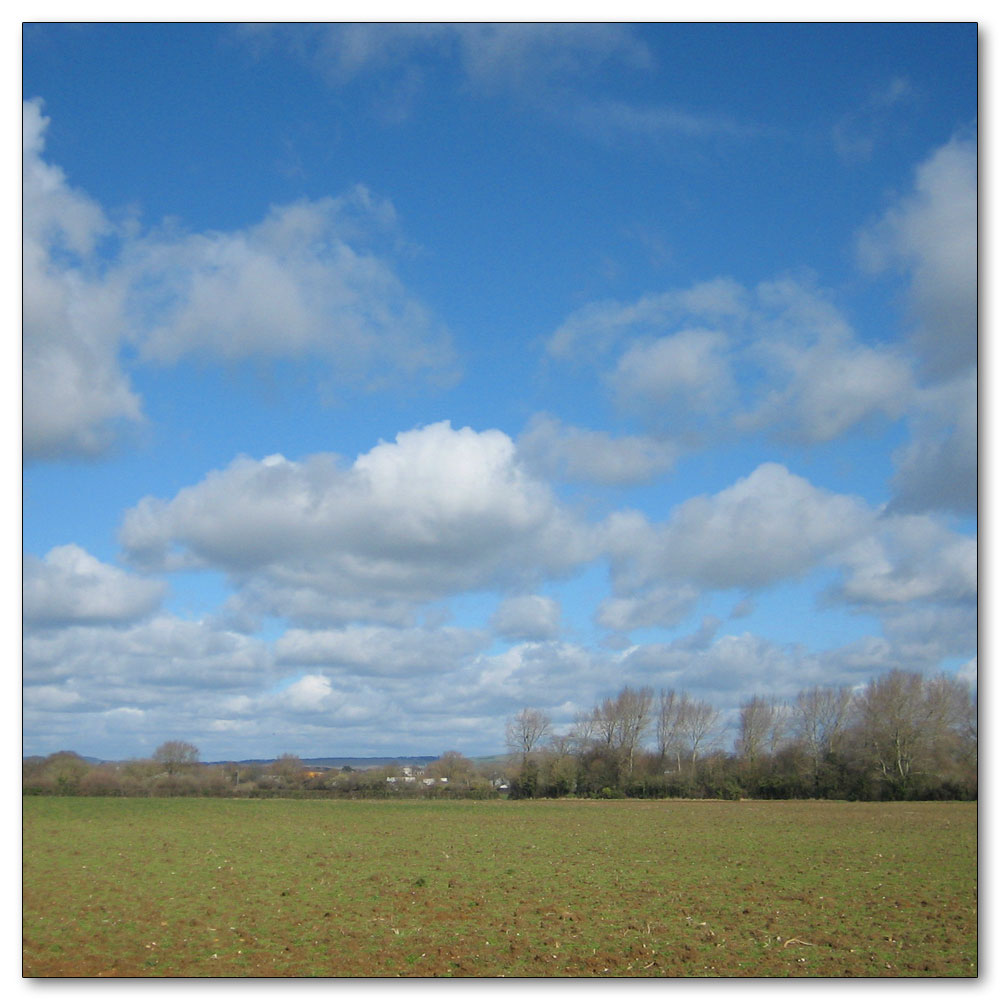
[[22, 797, 977, 978]]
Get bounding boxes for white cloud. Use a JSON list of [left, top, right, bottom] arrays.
[[490, 595, 562, 641], [546, 278, 747, 360], [593, 465, 875, 633], [957, 656, 977, 691], [120, 422, 592, 624], [858, 134, 977, 378], [633, 463, 874, 591], [22, 685, 86, 712], [517, 414, 678, 485], [595, 583, 700, 633], [595, 463, 976, 667], [889, 371, 977, 516], [744, 331, 913, 442], [23, 615, 274, 699], [737, 278, 914, 442], [280, 674, 338, 713], [23, 101, 456, 463], [22, 99, 143, 459], [468, 640, 612, 712], [852, 137, 978, 514], [834, 514, 977, 608], [549, 275, 915, 445], [127, 189, 454, 389], [611, 329, 736, 418], [276, 624, 489, 676], [876, 605, 977, 668], [23, 544, 166, 626]]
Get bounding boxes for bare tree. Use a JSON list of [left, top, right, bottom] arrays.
[[656, 688, 685, 773], [269, 753, 304, 787], [616, 686, 654, 778], [505, 707, 551, 766], [591, 686, 654, 778], [153, 740, 200, 775], [854, 671, 974, 794], [675, 695, 721, 776], [793, 685, 853, 786], [736, 695, 789, 767], [426, 750, 476, 785]]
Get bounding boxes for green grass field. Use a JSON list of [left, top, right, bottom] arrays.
[[22, 796, 977, 978]]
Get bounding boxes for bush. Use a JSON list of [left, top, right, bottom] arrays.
[[596, 786, 624, 799]]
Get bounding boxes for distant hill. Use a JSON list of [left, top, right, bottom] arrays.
[[209, 756, 439, 770], [23, 753, 105, 765], [25, 753, 503, 769]]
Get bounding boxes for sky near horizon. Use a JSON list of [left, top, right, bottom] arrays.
[[22, 22, 977, 762]]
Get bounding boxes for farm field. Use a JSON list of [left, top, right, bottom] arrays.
[[22, 797, 977, 978]]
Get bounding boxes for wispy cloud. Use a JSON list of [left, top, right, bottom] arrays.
[[833, 76, 914, 163], [569, 97, 769, 144], [239, 23, 766, 147]]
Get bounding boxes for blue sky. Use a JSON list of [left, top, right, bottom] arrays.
[[21, 22, 977, 762]]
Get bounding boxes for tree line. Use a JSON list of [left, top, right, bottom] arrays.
[[505, 670, 976, 801], [22, 670, 976, 801], [21, 743, 504, 800]]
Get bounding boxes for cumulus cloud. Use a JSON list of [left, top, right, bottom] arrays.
[[590, 465, 876, 634], [23, 544, 166, 626], [616, 622, 965, 711], [120, 422, 592, 624], [743, 338, 913, 444], [126, 189, 454, 388], [549, 275, 915, 445], [833, 514, 977, 608], [23, 615, 273, 698], [852, 135, 978, 514], [620, 463, 874, 592], [517, 414, 678, 485], [23, 685, 86, 712], [23, 99, 143, 459], [593, 459, 975, 663], [858, 134, 977, 379], [468, 640, 613, 712], [733, 277, 915, 442], [276, 624, 489, 676], [490, 595, 562, 641], [595, 584, 701, 633], [611, 329, 737, 419], [889, 371, 977, 516], [23, 100, 456, 462], [278, 674, 340, 714], [546, 278, 747, 360]]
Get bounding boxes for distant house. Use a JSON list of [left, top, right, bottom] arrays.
[[386, 765, 424, 785]]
